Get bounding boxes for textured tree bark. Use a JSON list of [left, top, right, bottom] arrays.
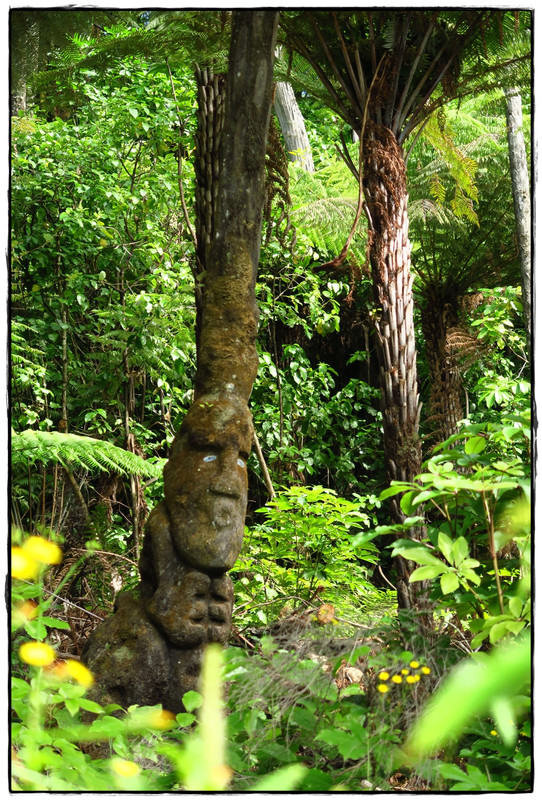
[[82, 10, 279, 715], [505, 88, 531, 353], [274, 81, 315, 172], [421, 292, 464, 446], [363, 122, 428, 613]]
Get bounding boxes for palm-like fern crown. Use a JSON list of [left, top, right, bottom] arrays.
[[277, 9, 530, 143], [408, 89, 525, 300]]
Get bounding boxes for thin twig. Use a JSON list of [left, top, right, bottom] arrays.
[[252, 431, 276, 499]]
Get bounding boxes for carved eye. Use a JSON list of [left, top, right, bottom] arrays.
[[203, 455, 217, 463], [237, 458, 246, 468]]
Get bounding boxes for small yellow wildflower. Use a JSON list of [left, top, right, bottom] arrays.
[[377, 684, 389, 693], [19, 641, 55, 667], [378, 671, 390, 681], [145, 708, 176, 730], [111, 759, 141, 778], [391, 675, 402, 684], [401, 668, 410, 675], [64, 659, 94, 688], [12, 600, 38, 626], [11, 547, 39, 581], [421, 666, 431, 675], [406, 674, 420, 684], [490, 730, 498, 736], [409, 661, 419, 669], [23, 536, 62, 565]]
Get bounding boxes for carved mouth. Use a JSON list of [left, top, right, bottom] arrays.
[[211, 498, 239, 529]]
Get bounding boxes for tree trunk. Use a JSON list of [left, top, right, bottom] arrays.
[[274, 81, 315, 172], [505, 88, 531, 353], [363, 122, 427, 613], [82, 9, 279, 716], [421, 291, 464, 445]]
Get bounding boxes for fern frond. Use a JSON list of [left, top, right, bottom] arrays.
[[12, 430, 164, 479]]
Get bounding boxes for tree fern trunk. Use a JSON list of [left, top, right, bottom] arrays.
[[421, 292, 464, 445], [194, 66, 226, 348], [363, 122, 427, 613]]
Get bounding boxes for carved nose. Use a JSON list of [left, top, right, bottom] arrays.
[[210, 451, 244, 497]]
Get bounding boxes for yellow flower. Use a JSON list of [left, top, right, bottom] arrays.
[[11, 547, 39, 581], [377, 684, 389, 693], [19, 641, 55, 667], [12, 600, 38, 626], [391, 675, 402, 684], [145, 708, 176, 730], [111, 759, 141, 778], [23, 536, 62, 565], [401, 668, 410, 675], [490, 730, 498, 736], [421, 666, 431, 675], [378, 671, 390, 681], [409, 661, 420, 669], [64, 659, 94, 688], [406, 674, 420, 684]]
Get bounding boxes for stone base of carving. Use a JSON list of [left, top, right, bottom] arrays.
[[81, 579, 232, 714]]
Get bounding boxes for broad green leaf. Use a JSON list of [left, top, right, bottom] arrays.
[[508, 596, 524, 618], [250, 764, 307, 792], [41, 616, 71, 630], [400, 491, 417, 515], [412, 489, 444, 507], [401, 635, 530, 760], [440, 572, 460, 594], [182, 690, 203, 713], [315, 727, 367, 759], [464, 435, 487, 454], [379, 483, 413, 501], [489, 621, 515, 644], [77, 698, 105, 715], [392, 546, 443, 567], [410, 564, 446, 582], [452, 537, 469, 567], [437, 532, 454, 564], [490, 696, 516, 747]]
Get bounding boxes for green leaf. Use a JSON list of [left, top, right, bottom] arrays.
[[400, 491, 417, 515], [490, 696, 516, 747], [182, 690, 203, 713], [401, 635, 530, 761], [437, 532, 454, 565], [176, 712, 196, 727], [315, 727, 367, 759], [41, 616, 71, 630], [65, 698, 81, 717], [440, 572, 460, 594], [464, 435, 487, 454], [489, 621, 515, 644], [77, 698, 105, 715], [508, 596, 523, 618], [392, 545, 443, 567], [452, 537, 469, 567], [88, 715, 126, 739], [250, 764, 307, 792], [410, 565, 446, 582]]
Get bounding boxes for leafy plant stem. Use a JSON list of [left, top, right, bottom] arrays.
[[482, 491, 505, 614]]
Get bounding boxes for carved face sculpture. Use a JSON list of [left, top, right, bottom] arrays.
[[163, 395, 253, 573]]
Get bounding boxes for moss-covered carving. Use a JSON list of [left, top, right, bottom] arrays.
[[81, 10, 279, 716]]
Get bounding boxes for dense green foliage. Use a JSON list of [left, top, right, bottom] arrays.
[[10, 10, 531, 793]]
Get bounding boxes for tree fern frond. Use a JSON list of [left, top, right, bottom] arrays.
[[12, 430, 164, 479]]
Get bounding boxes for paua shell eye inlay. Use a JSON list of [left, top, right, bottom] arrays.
[[237, 458, 246, 468], [203, 455, 217, 462]]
